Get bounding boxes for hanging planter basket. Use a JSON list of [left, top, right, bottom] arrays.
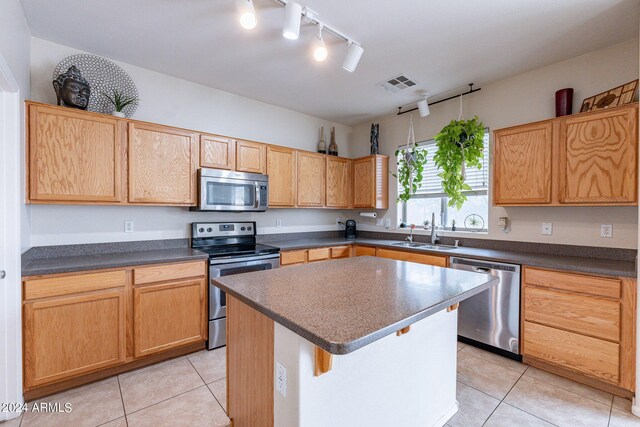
[[434, 116, 485, 209], [391, 116, 429, 203]]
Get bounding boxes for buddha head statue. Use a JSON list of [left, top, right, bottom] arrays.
[[52, 66, 91, 110]]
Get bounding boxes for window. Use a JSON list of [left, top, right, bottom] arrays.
[[399, 131, 489, 231]]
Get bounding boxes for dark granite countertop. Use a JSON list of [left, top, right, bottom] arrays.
[[274, 237, 636, 278], [22, 248, 209, 277], [213, 256, 498, 355]]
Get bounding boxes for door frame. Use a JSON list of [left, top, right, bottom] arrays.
[[0, 52, 23, 420]]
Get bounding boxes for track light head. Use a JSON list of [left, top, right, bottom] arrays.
[[417, 97, 430, 117], [282, 2, 302, 40], [342, 41, 364, 72], [236, 0, 257, 30], [313, 25, 328, 62]]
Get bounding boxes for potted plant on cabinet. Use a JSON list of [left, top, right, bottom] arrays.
[[102, 89, 138, 118], [434, 116, 485, 209]]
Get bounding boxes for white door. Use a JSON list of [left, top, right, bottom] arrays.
[[0, 54, 23, 421]]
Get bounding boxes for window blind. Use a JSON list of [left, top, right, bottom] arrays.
[[405, 132, 489, 196]]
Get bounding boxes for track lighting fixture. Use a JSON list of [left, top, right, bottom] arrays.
[[312, 25, 328, 62], [342, 41, 364, 72], [282, 2, 302, 40], [236, 0, 257, 30], [417, 97, 430, 117]]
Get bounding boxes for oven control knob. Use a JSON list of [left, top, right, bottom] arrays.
[[247, 226, 252, 231], [207, 227, 213, 232], [198, 228, 204, 233], [241, 227, 245, 231]]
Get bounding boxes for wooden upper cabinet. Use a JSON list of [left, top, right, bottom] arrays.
[[352, 155, 389, 209], [326, 157, 352, 208], [297, 151, 326, 207], [236, 140, 266, 174], [128, 122, 198, 205], [200, 134, 236, 170], [267, 146, 296, 207], [493, 122, 553, 205], [559, 105, 638, 204], [28, 103, 124, 203]]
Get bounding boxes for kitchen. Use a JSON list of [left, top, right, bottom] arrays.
[[1, 0, 640, 426]]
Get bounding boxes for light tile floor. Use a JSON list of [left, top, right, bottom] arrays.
[[2, 343, 640, 426]]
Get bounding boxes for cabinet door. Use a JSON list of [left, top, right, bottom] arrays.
[[376, 248, 448, 267], [236, 140, 266, 174], [128, 123, 198, 204], [200, 135, 236, 170], [24, 289, 126, 388], [297, 151, 326, 207], [28, 104, 124, 203], [267, 146, 296, 207], [353, 157, 375, 208], [559, 106, 638, 204], [326, 157, 351, 208], [133, 279, 206, 357], [493, 122, 553, 205]]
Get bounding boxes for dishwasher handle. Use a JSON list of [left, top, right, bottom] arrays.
[[471, 266, 492, 273], [449, 256, 521, 273]]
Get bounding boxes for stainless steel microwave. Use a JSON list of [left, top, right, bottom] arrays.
[[195, 168, 268, 212]]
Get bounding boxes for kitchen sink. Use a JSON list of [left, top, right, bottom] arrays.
[[390, 242, 458, 251], [391, 242, 425, 248]]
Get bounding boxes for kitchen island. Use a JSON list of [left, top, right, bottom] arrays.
[[213, 256, 498, 427]]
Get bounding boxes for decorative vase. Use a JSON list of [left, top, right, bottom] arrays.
[[112, 111, 125, 118], [317, 126, 326, 154], [555, 88, 573, 117], [370, 123, 379, 155], [328, 127, 338, 156]]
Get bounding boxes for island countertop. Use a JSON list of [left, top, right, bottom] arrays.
[[213, 256, 498, 355]]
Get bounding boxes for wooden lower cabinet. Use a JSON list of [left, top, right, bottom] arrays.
[[522, 267, 636, 393], [280, 246, 353, 266], [22, 260, 207, 396], [354, 245, 376, 256], [23, 289, 126, 389], [375, 248, 448, 267], [133, 278, 206, 357]]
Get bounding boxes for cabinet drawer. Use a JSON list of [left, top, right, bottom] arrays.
[[523, 321, 619, 384], [376, 248, 447, 267], [308, 248, 330, 262], [524, 286, 620, 342], [134, 261, 205, 285], [24, 270, 126, 300], [355, 245, 376, 256], [330, 246, 350, 259], [281, 250, 307, 266], [525, 267, 620, 299]]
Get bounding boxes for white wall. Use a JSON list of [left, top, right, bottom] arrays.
[[29, 38, 354, 246], [351, 38, 640, 249], [1, 0, 31, 251]]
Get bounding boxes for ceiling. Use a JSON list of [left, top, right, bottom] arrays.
[[21, 0, 639, 126]]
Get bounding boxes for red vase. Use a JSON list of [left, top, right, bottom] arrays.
[[555, 88, 573, 117]]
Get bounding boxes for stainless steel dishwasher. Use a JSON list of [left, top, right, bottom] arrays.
[[449, 257, 521, 356]]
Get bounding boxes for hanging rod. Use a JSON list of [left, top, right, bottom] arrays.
[[396, 83, 481, 116], [271, 0, 361, 46]]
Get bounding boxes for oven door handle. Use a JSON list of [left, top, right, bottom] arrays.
[[210, 253, 280, 265]]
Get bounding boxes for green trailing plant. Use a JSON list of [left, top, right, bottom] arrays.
[[391, 146, 428, 203], [101, 89, 138, 112], [434, 116, 485, 209]]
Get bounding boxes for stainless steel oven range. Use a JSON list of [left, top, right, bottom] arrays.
[[191, 222, 280, 350]]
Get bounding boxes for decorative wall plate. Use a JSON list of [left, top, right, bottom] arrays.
[[464, 214, 485, 232], [53, 54, 139, 118]]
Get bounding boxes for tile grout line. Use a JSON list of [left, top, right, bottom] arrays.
[[125, 384, 209, 418], [186, 354, 227, 415], [116, 375, 129, 427], [459, 347, 526, 376], [480, 367, 527, 426]]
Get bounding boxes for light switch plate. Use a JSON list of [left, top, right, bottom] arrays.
[[124, 221, 134, 233], [276, 362, 287, 397], [276, 219, 282, 228], [601, 224, 613, 238], [384, 218, 391, 229], [541, 222, 552, 236]]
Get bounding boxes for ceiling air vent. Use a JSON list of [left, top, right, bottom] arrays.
[[378, 74, 419, 93]]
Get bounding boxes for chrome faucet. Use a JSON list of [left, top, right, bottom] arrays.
[[406, 224, 415, 242], [430, 212, 439, 245]]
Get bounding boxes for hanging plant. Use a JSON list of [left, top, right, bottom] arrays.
[[391, 116, 429, 203], [434, 116, 485, 209]]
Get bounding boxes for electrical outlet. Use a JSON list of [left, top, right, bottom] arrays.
[[601, 224, 613, 238], [276, 219, 282, 228], [124, 221, 134, 233], [498, 217, 509, 232], [384, 218, 391, 229], [276, 362, 287, 397], [336, 217, 341, 225], [541, 222, 552, 236]]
